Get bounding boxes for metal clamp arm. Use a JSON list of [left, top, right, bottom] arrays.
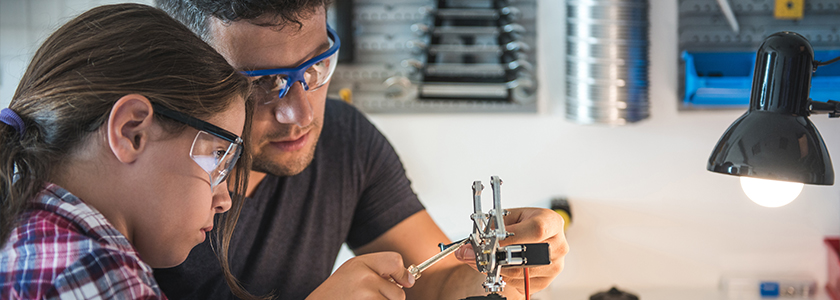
[[809, 99, 840, 118]]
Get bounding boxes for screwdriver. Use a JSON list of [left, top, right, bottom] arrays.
[[389, 238, 469, 288]]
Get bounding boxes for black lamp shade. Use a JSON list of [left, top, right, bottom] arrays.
[[707, 32, 834, 185]]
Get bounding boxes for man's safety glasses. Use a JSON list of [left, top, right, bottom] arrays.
[[240, 25, 341, 104], [152, 103, 243, 191]]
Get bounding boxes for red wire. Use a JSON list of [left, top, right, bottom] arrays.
[[524, 268, 530, 300]]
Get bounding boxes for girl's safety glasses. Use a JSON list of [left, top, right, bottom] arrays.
[[152, 103, 243, 191], [240, 25, 341, 104]]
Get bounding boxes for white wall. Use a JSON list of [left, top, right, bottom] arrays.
[[2, 0, 839, 292], [0, 0, 155, 104]]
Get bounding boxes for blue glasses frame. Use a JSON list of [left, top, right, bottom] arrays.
[[240, 25, 341, 99]]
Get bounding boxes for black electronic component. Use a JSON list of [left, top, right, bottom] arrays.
[[590, 287, 639, 300], [494, 243, 550, 266], [463, 294, 506, 300]]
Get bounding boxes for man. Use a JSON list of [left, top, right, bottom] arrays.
[[153, 1, 569, 299]]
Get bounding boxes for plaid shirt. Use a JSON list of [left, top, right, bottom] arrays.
[[0, 183, 167, 299]]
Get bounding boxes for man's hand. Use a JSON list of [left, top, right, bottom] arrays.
[[454, 207, 569, 297], [307, 252, 415, 300]]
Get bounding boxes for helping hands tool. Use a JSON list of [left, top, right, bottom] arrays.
[[389, 176, 551, 300], [465, 176, 550, 299]]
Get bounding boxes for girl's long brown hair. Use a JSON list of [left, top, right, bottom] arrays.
[[0, 4, 262, 299]]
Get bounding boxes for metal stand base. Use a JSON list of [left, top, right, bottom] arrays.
[[461, 293, 506, 300]]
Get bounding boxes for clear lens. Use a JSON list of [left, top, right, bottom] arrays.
[[304, 50, 339, 92], [251, 74, 290, 105], [190, 131, 242, 188]]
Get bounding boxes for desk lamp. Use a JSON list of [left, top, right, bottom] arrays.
[[707, 31, 840, 207]]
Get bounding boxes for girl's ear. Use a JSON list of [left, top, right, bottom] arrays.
[[106, 94, 155, 164]]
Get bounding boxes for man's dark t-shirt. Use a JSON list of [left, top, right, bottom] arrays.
[[154, 100, 425, 299]]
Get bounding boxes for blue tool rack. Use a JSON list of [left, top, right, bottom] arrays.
[[681, 50, 840, 107]]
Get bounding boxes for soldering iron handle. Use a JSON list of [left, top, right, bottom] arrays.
[[408, 265, 421, 279], [387, 264, 420, 288]]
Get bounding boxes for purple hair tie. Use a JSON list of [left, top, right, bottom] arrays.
[[0, 108, 26, 139]]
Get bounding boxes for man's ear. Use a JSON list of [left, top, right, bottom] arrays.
[[107, 94, 155, 164]]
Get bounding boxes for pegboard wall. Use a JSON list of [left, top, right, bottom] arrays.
[[326, 0, 539, 113], [679, 0, 840, 52], [678, 0, 840, 108]]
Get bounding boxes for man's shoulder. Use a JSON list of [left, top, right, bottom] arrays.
[[324, 98, 367, 125], [321, 99, 380, 145]]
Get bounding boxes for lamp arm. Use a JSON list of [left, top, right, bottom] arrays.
[[809, 99, 840, 118], [816, 56, 840, 67]]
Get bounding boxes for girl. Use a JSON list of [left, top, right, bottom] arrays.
[[0, 4, 259, 299]]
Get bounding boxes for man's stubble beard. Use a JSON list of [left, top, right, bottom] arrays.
[[251, 121, 322, 177]]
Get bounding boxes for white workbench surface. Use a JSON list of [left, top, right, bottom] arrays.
[[529, 287, 833, 300]]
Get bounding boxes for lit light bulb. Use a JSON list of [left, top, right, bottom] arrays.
[[739, 177, 804, 207]]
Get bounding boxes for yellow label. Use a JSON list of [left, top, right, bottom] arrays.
[[775, 0, 804, 19]]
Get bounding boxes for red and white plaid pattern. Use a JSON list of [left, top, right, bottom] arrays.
[[0, 183, 167, 299]]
